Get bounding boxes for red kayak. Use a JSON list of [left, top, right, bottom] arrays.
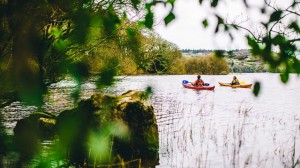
[[182, 83, 215, 90]]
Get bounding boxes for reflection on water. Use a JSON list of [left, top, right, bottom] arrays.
[[1, 102, 37, 134], [1, 73, 300, 167]]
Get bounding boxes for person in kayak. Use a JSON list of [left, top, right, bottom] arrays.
[[231, 76, 240, 85], [193, 75, 204, 86]]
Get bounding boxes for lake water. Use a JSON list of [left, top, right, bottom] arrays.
[[1, 73, 300, 167]]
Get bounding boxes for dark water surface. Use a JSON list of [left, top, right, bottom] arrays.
[[1, 73, 300, 167]]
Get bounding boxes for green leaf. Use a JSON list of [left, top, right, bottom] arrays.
[[142, 86, 153, 100], [224, 24, 229, 31], [269, 10, 282, 22], [145, 86, 153, 95], [272, 34, 285, 45], [261, 7, 266, 14], [202, 19, 208, 28], [280, 72, 289, 83], [262, 22, 269, 29], [53, 39, 67, 51], [247, 36, 261, 56], [136, 21, 145, 29], [292, 1, 298, 7], [122, 12, 128, 20], [131, 0, 141, 9], [215, 16, 224, 33], [144, 11, 154, 28], [69, 62, 90, 83], [72, 10, 91, 43], [164, 12, 175, 25], [215, 24, 219, 33], [97, 57, 119, 88], [214, 50, 224, 58], [229, 32, 233, 40], [217, 16, 224, 24], [211, 0, 218, 7], [71, 86, 81, 103], [292, 58, 300, 73], [167, 0, 176, 4], [232, 24, 238, 30], [51, 27, 62, 38], [102, 5, 121, 35], [126, 28, 136, 37], [288, 22, 300, 33], [145, 3, 152, 10], [15, 70, 47, 106], [253, 82, 260, 97], [90, 16, 102, 27], [98, 69, 116, 87]]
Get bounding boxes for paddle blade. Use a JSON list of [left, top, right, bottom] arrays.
[[240, 81, 245, 84], [182, 80, 189, 84]]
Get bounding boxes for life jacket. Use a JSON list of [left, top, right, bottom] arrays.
[[231, 79, 240, 85], [194, 79, 204, 86]]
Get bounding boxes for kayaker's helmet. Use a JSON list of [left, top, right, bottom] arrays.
[[233, 76, 237, 79], [197, 75, 201, 79]]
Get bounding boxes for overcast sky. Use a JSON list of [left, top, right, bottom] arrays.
[[153, 0, 289, 50]]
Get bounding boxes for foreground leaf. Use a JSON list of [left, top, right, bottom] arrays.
[[253, 81, 260, 97]]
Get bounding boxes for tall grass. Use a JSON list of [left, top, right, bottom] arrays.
[[153, 94, 300, 167]]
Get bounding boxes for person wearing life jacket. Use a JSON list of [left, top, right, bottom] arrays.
[[193, 75, 204, 86], [231, 76, 240, 85]]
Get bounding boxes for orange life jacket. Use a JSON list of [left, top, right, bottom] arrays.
[[194, 79, 204, 86]]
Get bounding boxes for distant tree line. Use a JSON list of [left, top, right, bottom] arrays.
[[181, 49, 218, 54], [181, 49, 247, 54], [181, 48, 271, 73]]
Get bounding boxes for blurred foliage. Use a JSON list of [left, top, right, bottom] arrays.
[[141, 86, 153, 100], [253, 81, 261, 97], [225, 1, 299, 88], [0, 0, 183, 104], [97, 57, 119, 88], [87, 122, 129, 165], [0, 114, 9, 158]]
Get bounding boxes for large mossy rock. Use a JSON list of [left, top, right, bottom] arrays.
[[56, 90, 159, 166], [13, 112, 56, 158], [116, 90, 159, 160], [13, 112, 57, 139]]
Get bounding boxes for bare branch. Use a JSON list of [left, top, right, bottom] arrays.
[[228, 23, 262, 42], [285, 9, 300, 17], [269, 12, 291, 37], [288, 38, 300, 43], [264, 0, 278, 11]]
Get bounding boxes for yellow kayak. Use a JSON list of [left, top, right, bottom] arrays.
[[218, 82, 252, 88]]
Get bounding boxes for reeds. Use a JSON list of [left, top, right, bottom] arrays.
[[152, 93, 300, 167]]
